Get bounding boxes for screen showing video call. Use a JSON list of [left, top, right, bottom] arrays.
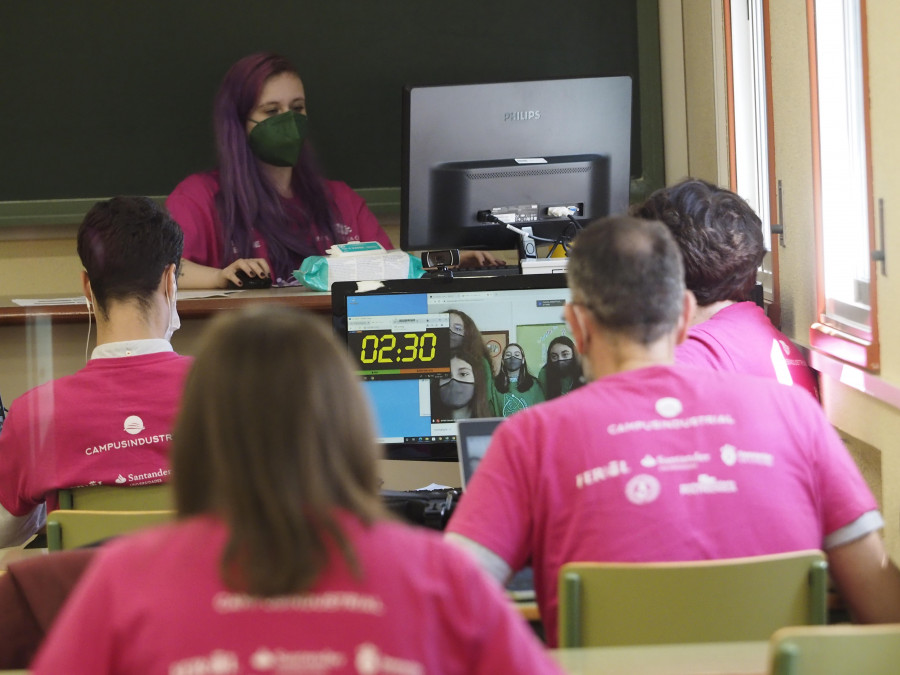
[[337, 275, 575, 455]]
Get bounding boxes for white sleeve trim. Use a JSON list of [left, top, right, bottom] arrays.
[[0, 501, 46, 549], [445, 532, 513, 586], [824, 510, 884, 550]]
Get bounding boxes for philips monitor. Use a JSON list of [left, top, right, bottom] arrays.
[[331, 274, 575, 461], [401, 76, 632, 253]]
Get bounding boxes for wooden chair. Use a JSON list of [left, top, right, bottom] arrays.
[[770, 624, 900, 675], [558, 550, 828, 648], [57, 482, 173, 511], [46, 509, 174, 551]]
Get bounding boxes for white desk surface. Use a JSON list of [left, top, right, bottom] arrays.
[[551, 640, 768, 675]]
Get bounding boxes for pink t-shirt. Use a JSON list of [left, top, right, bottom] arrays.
[[0, 352, 192, 515], [446, 364, 878, 647], [677, 301, 819, 399], [33, 514, 563, 675], [166, 171, 394, 279]]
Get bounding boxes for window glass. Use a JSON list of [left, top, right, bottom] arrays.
[[813, 0, 872, 338]]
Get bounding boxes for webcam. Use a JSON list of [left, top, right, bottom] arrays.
[[421, 249, 461, 268]]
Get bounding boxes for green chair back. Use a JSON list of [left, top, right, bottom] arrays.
[[57, 482, 173, 511], [46, 509, 174, 551], [559, 550, 828, 648], [770, 624, 900, 675]]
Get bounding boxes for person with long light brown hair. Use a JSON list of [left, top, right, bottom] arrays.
[[33, 305, 561, 674]]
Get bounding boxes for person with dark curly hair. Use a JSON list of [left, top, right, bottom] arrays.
[[632, 177, 818, 399]]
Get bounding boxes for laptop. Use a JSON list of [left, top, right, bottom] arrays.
[[455, 417, 535, 601], [456, 417, 504, 491]]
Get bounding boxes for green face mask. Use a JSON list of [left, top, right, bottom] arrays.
[[247, 111, 308, 167]]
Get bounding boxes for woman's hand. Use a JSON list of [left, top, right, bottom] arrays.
[[219, 258, 271, 288], [178, 258, 271, 289], [458, 250, 506, 268]]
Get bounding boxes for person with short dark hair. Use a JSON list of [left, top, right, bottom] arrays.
[[0, 197, 192, 547], [633, 177, 819, 398], [32, 305, 562, 674], [446, 216, 900, 646]]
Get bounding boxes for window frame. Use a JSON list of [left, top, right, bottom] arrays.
[[806, 0, 880, 371], [724, 0, 782, 326]]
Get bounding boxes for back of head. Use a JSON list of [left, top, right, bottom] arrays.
[[632, 178, 765, 305], [77, 196, 183, 315], [172, 305, 384, 595], [567, 216, 685, 345]]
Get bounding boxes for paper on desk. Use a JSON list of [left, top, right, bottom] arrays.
[[327, 250, 414, 285], [12, 297, 86, 306], [12, 289, 238, 306], [416, 483, 452, 491]]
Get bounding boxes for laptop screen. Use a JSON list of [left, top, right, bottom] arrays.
[[331, 274, 572, 460], [455, 417, 504, 489]]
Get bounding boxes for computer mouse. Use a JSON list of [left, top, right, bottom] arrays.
[[226, 269, 273, 290]]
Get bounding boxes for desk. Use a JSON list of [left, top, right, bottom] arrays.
[[0, 288, 332, 400], [0, 286, 332, 326], [551, 641, 768, 675]]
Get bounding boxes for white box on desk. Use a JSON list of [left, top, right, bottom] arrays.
[[520, 258, 569, 275]]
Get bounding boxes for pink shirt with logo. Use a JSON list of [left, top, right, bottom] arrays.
[[446, 364, 878, 646], [33, 514, 563, 675], [166, 171, 393, 280], [677, 301, 819, 399], [0, 351, 191, 515]]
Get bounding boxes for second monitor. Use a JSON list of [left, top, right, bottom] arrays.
[[402, 75, 633, 254]]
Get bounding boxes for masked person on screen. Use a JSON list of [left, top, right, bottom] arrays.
[[537, 335, 584, 400], [432, 351, 493, 421], [491, 343, 545, 417], [445, 309, 503, 413], [32, 306, 562, 675]]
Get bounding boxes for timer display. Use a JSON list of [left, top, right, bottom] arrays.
[[348, 327, 450, 375]]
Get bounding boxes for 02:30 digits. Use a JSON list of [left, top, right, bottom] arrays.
[[358, 331, 438, 365]]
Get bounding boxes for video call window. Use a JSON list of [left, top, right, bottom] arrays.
[[344, 283, 574, 446]]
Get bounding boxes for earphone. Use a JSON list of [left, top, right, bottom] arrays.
[[84, 293, 94, 363]]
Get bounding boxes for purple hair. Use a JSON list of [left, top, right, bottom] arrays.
[[212, 52, 340, 281]]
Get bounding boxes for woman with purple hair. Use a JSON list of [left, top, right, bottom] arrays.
[[167, 52, 394, 288]]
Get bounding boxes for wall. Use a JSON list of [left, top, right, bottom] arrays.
[[1, 236, 83, 297]]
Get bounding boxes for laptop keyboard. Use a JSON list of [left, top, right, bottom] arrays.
[[425, 264, 521, 278]]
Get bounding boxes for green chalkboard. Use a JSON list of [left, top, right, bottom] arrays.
[[0, 0, 662, 224]]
